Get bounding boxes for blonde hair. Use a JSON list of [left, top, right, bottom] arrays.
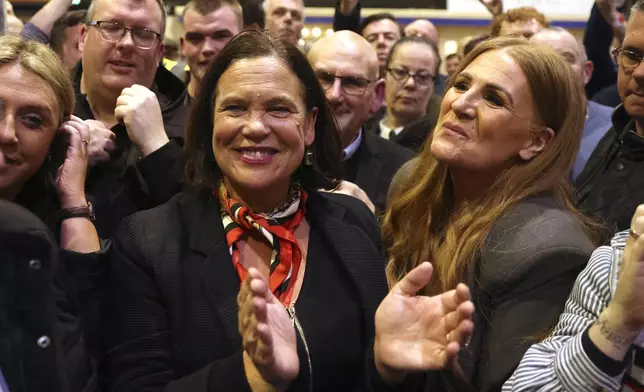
[[382, 37, 602, 295], [0, 35, 74, 125]]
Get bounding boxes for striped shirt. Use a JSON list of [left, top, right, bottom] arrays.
[[503, 230, 644, 392]]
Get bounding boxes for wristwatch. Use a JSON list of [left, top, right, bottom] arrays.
[[56, 202, 95, 223]]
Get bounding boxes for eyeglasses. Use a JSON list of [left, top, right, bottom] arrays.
[[387, 67, 435, 88], [612, 47, 644, 70], [87, 21, 161, 50], [315, 70, 375, 96]]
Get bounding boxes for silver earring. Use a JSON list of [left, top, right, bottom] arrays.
[[304, 148, 314, 166]]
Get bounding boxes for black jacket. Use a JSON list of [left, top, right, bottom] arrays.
[[103, 189, 389, 392], [0, 201, 101, 392], [72, 64, 190, 238], [345, 132, 414, 214], [575, 104, 644, 233], [364, 110, 436, 153]]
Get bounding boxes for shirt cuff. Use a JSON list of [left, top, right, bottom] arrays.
[[582, 326, 630, 377]]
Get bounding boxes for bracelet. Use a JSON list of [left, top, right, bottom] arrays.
[[56, 202, 95, 223]]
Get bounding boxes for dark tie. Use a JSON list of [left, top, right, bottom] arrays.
[[389, 130, 397, 140]]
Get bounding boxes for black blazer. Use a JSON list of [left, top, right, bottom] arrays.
[[346, 132, 414, 214], [364, 111, 436, 153], [369, 194, 595, 392], [103, 189, 389, 392]]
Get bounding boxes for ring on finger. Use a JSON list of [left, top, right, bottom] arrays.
[[446, 333, 451, 342], [630, 227, 642, 240]]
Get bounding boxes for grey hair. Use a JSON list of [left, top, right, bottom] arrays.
[[86, 0, 167, 37]]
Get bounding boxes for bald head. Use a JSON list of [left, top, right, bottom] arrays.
[[531, 27, 592, 87], [404, 19, 439, 45], [308, 30, 379, 80], [308, 30, 384, 149]]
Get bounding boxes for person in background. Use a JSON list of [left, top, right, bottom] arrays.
[[531, 27, 613, 181], [5, 0, 22, 34], [576, 0, 644, 233], [585, 0, 633, 107], [240, 0, 265, 30], [445, 53, 461, 76], [49, 10, 86, 71], [308, 31, 413, 214], [463, 34, 490, 56], [404, 19, 439, 44], [179, 0, 242, 99], [77, 0, 190, 238], [372, 37, 601, 391], [359, 13, 402, 77], [163, 38, 180, 61], [0, 34, 102, 392], [489, 6, 549, 38], [366, 36, 440, 152], [19, 0, 76, 43], [263, 0, 303, 45]]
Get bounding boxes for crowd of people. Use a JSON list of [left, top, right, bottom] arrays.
[[2, 0, 644, 391]]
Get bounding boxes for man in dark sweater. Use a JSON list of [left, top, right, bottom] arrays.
[[576, 1, 644, 232], [75, 0, 190, 238], [308, 30, 413, 214]]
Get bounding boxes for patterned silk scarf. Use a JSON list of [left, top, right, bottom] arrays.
[[216, 183, 308, 306]]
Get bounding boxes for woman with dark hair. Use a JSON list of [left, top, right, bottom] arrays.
[[366, 36, 441, 152], [102, 30, 466, 392], [368, 37, 606, 391]]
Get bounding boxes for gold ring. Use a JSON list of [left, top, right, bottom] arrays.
[[630, 228, 641, 240]]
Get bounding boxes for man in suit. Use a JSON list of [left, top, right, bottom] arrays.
[[308, 30, 413, 214], [263, 0, 304, 45]]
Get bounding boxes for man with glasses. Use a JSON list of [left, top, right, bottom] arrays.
[[75, 0, 190, 238], [364, 36, 439, 152], [308, 30, 413, 214], [576, 0, 644, 232]]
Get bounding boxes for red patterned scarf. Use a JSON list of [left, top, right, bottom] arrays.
[[216, 183, 308, 306]]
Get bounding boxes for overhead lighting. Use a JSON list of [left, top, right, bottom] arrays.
[[312, 27, 321, 38], [301, 27, 310, 37], [326, 29, 334, 36]]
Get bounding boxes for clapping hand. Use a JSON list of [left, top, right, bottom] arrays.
[[238, 268, 299, 391], [374, 262, 475, 384]]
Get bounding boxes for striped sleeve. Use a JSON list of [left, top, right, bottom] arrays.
[[502, 243, 626, 392]]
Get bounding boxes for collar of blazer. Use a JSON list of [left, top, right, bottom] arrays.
[[181, 189, 388, 348]]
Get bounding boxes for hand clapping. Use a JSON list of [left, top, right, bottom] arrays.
[[238, 268, 299, 391], [374, 262, 475, 384]]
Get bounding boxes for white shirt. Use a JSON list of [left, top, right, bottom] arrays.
[[343, 129, 363, 160], [379, 118, 403, 140]]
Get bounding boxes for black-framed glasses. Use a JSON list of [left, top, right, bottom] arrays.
[[612, 47, 644, 70], [314, 70, 375, 96], [87, 21, 161, 49], [387, 67, 435, 88]]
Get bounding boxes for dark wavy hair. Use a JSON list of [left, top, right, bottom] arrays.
[[183, 30, 343, 192]]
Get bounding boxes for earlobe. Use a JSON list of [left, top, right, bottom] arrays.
[[519, 127, 554, 161], [304, 107, 318, 146]]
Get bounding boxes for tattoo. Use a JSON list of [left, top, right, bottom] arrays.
[[594, 316, 636, 349]]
